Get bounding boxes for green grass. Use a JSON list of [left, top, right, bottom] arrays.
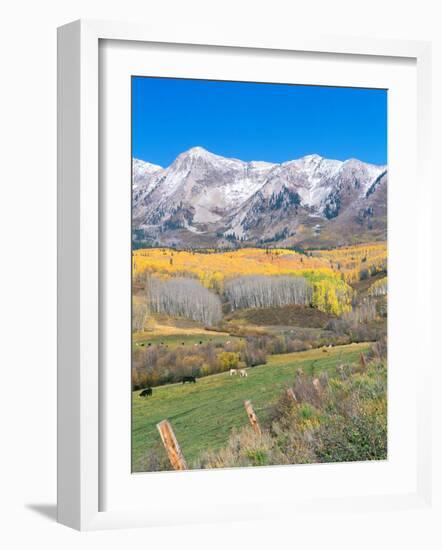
[[131, 342, 370, 470], [133, 333, 238, 348]]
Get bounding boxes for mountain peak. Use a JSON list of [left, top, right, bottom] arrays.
[[185, 146, 215, 158], [176, 147, 249, 170], [343, 157, 385, 169], [132, 158, 164, 190], [302, 153, 323, 162], [133, 158, 163, 171], [189, 146, 208, 152], [175, 146, 232, 166]]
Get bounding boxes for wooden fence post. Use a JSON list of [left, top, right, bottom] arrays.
[[244, 400, 261, 435], [359, 352, 367, 368], [156, 419, 187, 471], [286, 388, 297, 402], [312, 377, 321, 395]]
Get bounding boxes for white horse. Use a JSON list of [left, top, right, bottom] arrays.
[[229, 369, 238, 376], [239, 369, 248, 377]]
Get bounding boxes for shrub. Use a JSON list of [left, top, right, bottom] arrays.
[[218, 351, 240, 371], [242, 339, 267, 367], [372, 336, 387, 361], [314, 397, 387, 463], [136, 442, 172, 472], [286, 338, 308, 353], [195, 427, 280, 469], [195, 359, 387, 468]]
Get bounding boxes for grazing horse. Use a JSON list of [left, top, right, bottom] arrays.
[[239, 369, 248, 377], [229, 369, 238, 376], [139, 387, 152, 398], [182, 376, 196, 384]]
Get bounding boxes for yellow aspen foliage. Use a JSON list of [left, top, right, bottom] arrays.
[[218, 351, 240, 371], [312, 282, 326, 311], [312, 279, 352, 315], [132, 244, 380, 316]]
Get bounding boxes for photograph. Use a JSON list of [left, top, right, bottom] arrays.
[[131, 76, 388, 472]]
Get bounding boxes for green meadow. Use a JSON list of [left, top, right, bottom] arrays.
[[132, 342, 370, 470]]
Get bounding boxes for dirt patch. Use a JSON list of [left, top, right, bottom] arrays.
[[225, 305, 334, 329]]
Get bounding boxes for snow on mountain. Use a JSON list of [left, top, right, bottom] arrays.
[[132, 147, 387, 247], [132, 158, 163, 189], [132, 159, 164, 211], [133, 147, 276, 227], [225, 154, 386, 240]]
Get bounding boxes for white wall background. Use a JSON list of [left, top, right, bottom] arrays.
[[0, 0, 440, 548]]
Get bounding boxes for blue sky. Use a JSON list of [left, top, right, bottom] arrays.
[[132, 77, 387, 167]]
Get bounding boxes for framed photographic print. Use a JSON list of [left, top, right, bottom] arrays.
[[57, 20, 433, 530], [130, 76, 388, 474]]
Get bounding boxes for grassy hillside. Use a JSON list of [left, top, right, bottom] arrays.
[[134, 332, 235, 348], [132, 342, 370, 470]]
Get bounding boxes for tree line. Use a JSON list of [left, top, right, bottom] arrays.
[[224, 275, 312, 311], [146, 275, 222, 326]]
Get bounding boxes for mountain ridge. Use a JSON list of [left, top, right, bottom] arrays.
[[132, 147, 387, 248]]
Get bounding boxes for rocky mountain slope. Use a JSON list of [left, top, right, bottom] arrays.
[[132, 147, 387, 248]]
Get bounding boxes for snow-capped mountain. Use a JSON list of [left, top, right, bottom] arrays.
[[132, 158, 163, 188], [132, 159, 164, 205], [132, 147, 387, 248], [133, 147, 275, 228]]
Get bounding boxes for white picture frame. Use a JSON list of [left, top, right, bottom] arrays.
[[57, 19, 433, 531]]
